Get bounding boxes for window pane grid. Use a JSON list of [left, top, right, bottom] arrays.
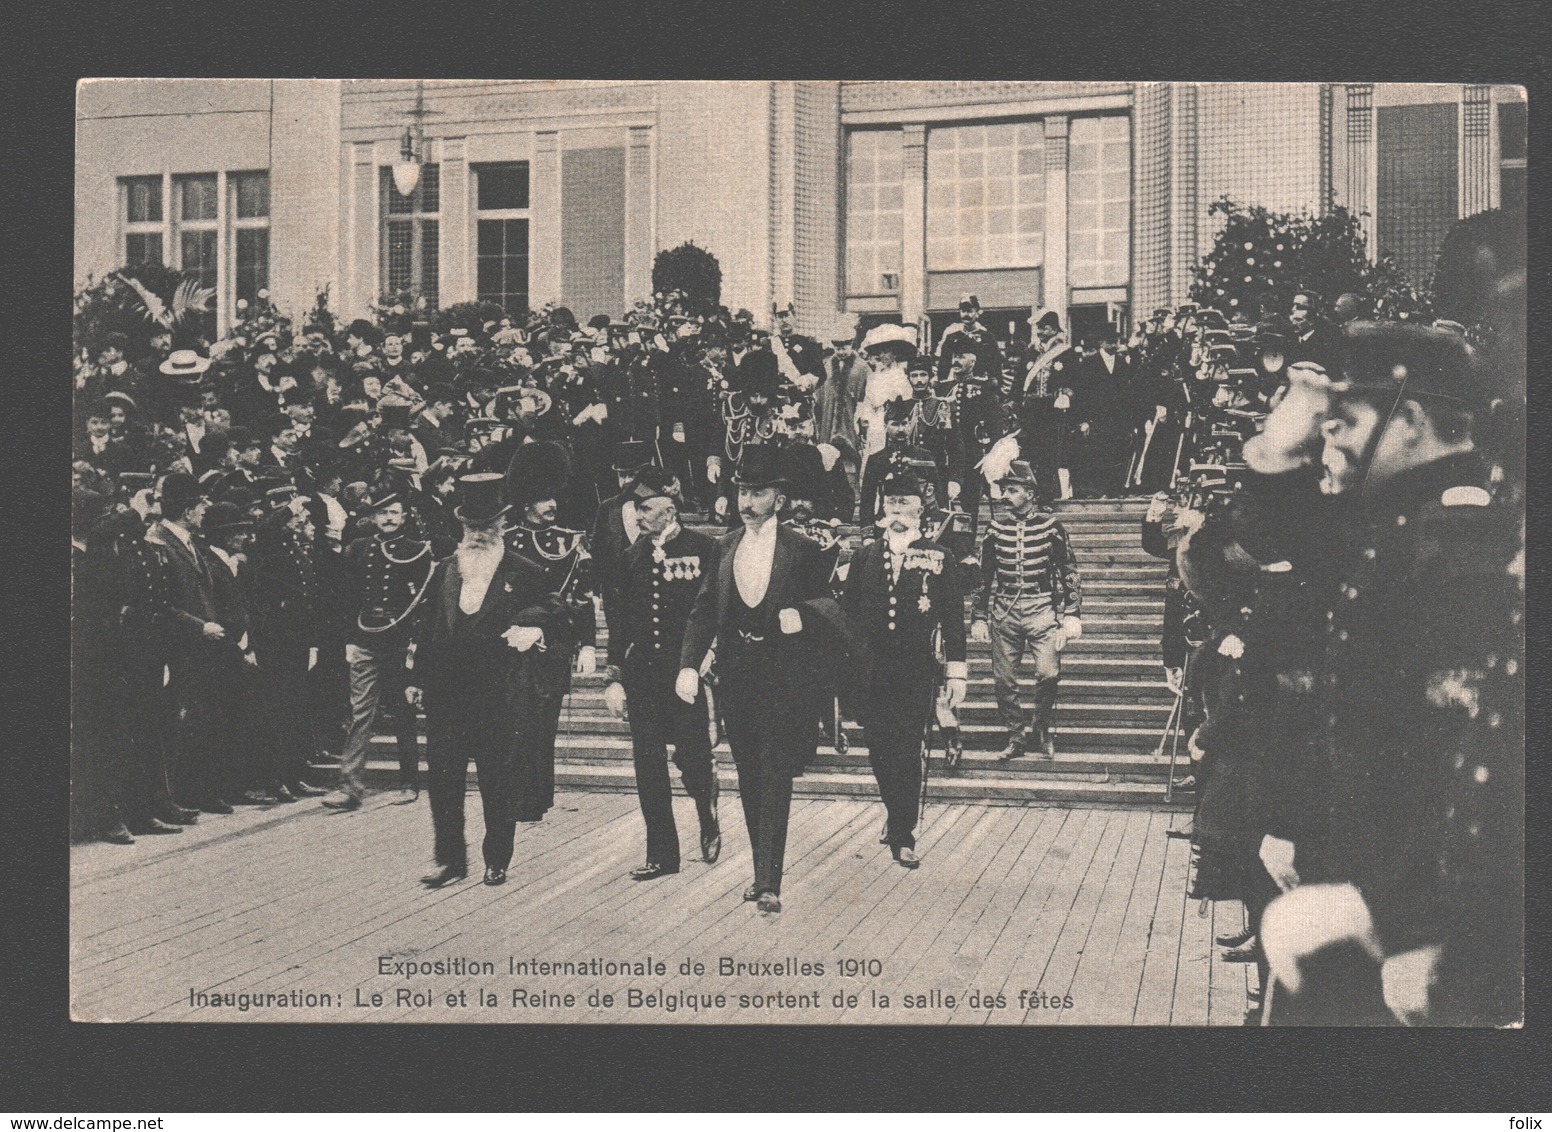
[[235, 228, 269, 305], [927, 121, 1044, 270], [845, 129, 904, 295], [476, 217, 530, 317], [125, 232, 163, 267], [176, 174, 218, 222], [180, 229, 218, 291], [124, 177, 162, 224], [380, 165, 440, 305], [1068, 115, 1131, 289], [233, 172, 270, 219]]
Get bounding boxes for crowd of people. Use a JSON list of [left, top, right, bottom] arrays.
[[72, 258, 1523, 1023]]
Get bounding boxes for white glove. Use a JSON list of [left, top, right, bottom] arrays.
[[405, 686, 423, 708], [574, 645, 597, 676], [503, 625, 545, 652], [944, 677, 967, 711], [1259, 834, 1301, 892], [674, 668, 699, 704], [1164, 666, 1184, 694], [946, 481, 961, 500], [793, 372, 819, 394], [714, 496, 729, 519], [970, 620, 990, 644], [307, 646, 319, 671], [673, 423, 686, 444], [1381, 944, 1442, 1026], [707, 456, 722, 483], [603, 681, 628, 720], [778, 607, 803, 634]]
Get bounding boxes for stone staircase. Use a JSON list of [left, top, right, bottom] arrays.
[[356, 498, 1190, 809]]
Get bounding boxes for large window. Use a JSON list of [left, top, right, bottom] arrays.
[[231, 172, 271, 307], [474, 162, 530, 317], [119, 171, 269, 329], [121, 176, 163, 267], [1068, 116, 1131, 289], [381, 163, 440, 308], [926, 121, 1045, 271], [845, 130, 904, 295]]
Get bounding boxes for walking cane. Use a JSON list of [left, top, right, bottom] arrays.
[[1159, 684, 1187, 803]]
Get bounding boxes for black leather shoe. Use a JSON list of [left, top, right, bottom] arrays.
[[631, 862, 679, 881], [129, 818, 183, 835], [1221, 939, 1262, 963], [321, 794, 362, 811], [290, 781, 328, 797], [742, 885, 760, 902], [99, 822, 135, 845], [1216, 927, 1254, 948], [756, 892, 782, 914], [163, 805, 199, 824], [198, 798, 235, 815], [273, 785, 298, 803], [420, 865, 468, 889], [483, 867, 507, 886], [944, 730, 962, 771], [892, 845, 920, 869], [700, 824, 721, 865], [998, 734, 1027, 760]]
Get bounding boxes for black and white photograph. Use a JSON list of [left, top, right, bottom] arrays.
[[68, 79, 1526, 1028]]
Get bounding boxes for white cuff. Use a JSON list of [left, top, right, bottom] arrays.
[[945, 661, 968, 681]]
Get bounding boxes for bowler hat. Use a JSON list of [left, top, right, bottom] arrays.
[[202, 501, 252, 535], [733, 445, 787, 489], [453, 472, 510, 526], [157, 471, 206, 518]]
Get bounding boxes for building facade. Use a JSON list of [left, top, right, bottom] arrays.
[[77, 80, 1526, 345]]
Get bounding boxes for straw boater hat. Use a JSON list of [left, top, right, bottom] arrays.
[[159, 349, 212, 380]]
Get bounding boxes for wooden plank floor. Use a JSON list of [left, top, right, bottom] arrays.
[[71, 788, 1250, 1026]]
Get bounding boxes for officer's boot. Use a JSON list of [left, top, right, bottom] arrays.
[[1031, 678, 1060, 758], [943, 726, 962, 771]]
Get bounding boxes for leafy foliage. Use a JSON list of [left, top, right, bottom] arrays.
[[1188, 198, 1431, 324], [73, 263, 214, 368], [652, 242, 722, 318]]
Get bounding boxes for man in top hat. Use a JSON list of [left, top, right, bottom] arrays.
[[842, 468, 968, 866], [971, 458, 1083, 760], [1260, 321, 1523, 1027], [322, 487, 437, 811], [859, 398, 939, 527], [677, 446, 838, 914], [142, 471, 235, 813], [406, 473, 559, 888], [935, 294, 1003, 383], [602, 466, 724, 880], [857, 324, 918, 463], [504, 441, 597, 821], [1018, 310, 1081, 502]]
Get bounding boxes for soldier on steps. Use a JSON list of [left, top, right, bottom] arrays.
[[971, 460, 1084, 760]]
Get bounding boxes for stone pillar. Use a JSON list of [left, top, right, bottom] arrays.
[[531, 130, 561, 307], [899, 123, 927, 325], [347, 141, 376, 319], [1461, 84, 1494, 216], [769, 82, 798, 317], [439, 136, 469, 305], [1169, 83, 1199, 306], [625, 125, 653, 306], [1043, 114, 1070, 327]]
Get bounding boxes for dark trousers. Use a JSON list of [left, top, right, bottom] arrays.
[[254, 642, 315, 789], [514, 692, 562, 823], [424, 691, 519, 873], [859, 673, 934, 850], [169, 645, 240, 805], [623, 659, 717, 868], [720, 666, 809, 897]]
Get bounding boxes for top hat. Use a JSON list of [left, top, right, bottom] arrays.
[[159, 350, 212, 380], [1335, 320, 1482, 406], [377, 400, 415, 431], [778, 444, 826, 503], [612, 438, 655, 474], [732, 445, 788, 489], [453, 472, 510, 526], [995, 459, 1039, 488]]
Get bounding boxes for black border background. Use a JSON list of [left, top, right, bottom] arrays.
[[7, 0, 1550, 1112]]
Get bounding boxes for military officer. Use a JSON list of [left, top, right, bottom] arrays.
[[972, 460, 1083, 760], [504, 441, 598, 821], [940, 332, 1016, 550], [323, 488, 436, 811], [904, 355, 963, 505], [1260, 321, 1523, 1027], [603, 466, 723, 880], [858, 398, 938, 527], [842, 470, 968, 866]]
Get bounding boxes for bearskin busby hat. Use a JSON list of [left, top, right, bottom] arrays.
[[504, 440, 572, 511]]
